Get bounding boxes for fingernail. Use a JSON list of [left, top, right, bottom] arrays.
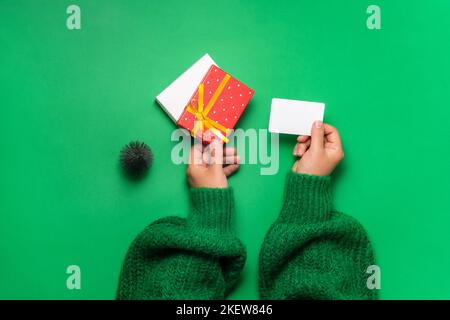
[[315, 120, 323, 128]]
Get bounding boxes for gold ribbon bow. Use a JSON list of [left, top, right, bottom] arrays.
[[185, 74, 231, 143]]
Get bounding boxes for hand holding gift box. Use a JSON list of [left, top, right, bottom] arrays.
[[156, 54, 254, 144]]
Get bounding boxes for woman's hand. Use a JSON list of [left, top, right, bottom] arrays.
[[187, 140, 240, 188], [292, 121, 344, 176]]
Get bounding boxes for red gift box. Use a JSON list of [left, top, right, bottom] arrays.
[[177, 65, 254, 144]]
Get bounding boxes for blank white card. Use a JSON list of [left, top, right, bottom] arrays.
[[268, 98, 325, 136]]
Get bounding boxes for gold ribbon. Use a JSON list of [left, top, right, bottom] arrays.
[[186, 74, 231, 143]]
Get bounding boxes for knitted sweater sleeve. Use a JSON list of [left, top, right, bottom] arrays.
[[116, 188, 246, 300], [259, 172, 377, 300]]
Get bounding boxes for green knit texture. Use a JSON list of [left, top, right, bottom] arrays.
[[259, 172, 377, 299], [117, 172, 377, 300], [116, 188, 246, 300]]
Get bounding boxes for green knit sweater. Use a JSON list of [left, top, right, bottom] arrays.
[[116, 172, 377, 300]]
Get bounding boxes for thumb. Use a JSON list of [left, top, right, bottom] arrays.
[[209, 140, 224, 169], [310, 120, 325, 151]]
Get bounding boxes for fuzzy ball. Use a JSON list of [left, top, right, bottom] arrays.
[[120, 141, 153, 177]]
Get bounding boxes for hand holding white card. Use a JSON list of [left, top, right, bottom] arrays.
[[268, 98, 325, 136]]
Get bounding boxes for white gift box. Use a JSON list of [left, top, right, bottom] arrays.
[[156, 53, 218, 122]]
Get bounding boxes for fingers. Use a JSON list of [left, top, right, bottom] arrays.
[[310, 120, 325, 151], [224, 155, 240, 165], [222, 147, 240, 176], [294, 136, 311, 157], [193, 143, 239, 166], [189, 143, 204, 165], [224, 147, 236, 155], [222, 146, 238, 164], [293, 139, 311, 157], [223, 163, 240, 176], [208, 140, 224, 167], [297, 135, 310, 143], [192, 142, 241, 171], [224, 145, 239, 164]]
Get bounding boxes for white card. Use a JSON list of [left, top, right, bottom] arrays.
[[156, 53, 217, 122], [269, 98, 325, 136]]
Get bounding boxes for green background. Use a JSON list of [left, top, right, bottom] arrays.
[[1, 0, 450, 299]]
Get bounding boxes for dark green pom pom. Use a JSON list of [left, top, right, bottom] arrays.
[[120, 141, 153, 177]]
